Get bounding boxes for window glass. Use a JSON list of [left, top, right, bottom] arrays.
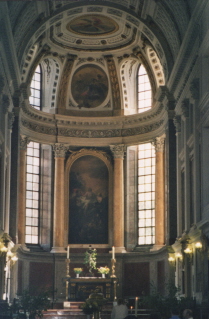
[[138, 143, 155, 245], [138, 65, 152, 113]]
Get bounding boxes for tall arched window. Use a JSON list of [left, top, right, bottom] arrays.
[[137, 64, 152, 113], [29, 65, 42, 110], [26, 65, 41, 244]]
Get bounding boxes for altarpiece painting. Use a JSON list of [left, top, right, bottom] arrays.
[[69, 155, 108, 244]]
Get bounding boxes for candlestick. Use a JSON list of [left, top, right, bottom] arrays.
[[135, 297, 138, 316], [130, 306, 133, 314], [112, 246, 115, 259], [67, 245, 70, 259], [66, 258, 70, 301], [110, 258, 116, 278]]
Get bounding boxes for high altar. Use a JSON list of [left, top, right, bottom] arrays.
[[66, 277, 118, 301]]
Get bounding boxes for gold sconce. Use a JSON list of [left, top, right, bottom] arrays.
[[183, 245, 193, 263], [168, 253, 175, 264], [184, 247, 192, 254], [195, 241, 202, 250], [175, 252, 183, 259], [6, 250, 18, 266], [0, 246, 8, 254]]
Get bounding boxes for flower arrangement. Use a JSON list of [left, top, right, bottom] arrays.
[[73, 268, 83, 274], [80, 299, 100, 314], [80, 293, 107, 315], [97, 266, 110, 275], [84, 246, 97, 273]]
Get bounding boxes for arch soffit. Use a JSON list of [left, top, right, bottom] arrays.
[[66, 148, 113, 177]]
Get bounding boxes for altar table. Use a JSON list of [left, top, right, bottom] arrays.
[[65, 277, 118, 301]]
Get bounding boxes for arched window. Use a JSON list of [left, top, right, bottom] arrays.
[[29, 64, 42, 110], [137, 64, 152, 113]]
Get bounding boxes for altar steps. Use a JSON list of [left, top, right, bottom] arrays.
[[43, 302, 112, 319]]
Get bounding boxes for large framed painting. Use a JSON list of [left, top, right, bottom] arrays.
[[69, 155, 109, 244], [71, 64, 108, 109]]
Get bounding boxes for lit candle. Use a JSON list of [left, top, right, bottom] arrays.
[[130, 306, 133, 314], [135, 297, 138, 316], [112, 246, 115, 259], [67, 245, 70, 259]]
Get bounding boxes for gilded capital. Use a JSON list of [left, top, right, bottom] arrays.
[[153, 135, 165, 152], [110, 144, 126, 159], [20, 135, 29, 150], [8, 111, 15, 130], [2, 94, 10, 114], [181, 99, 189, 118], [173, 115, 181, 133], [53, 143, 68, 157]]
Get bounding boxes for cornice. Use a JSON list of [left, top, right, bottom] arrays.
[[20, 98, 167, 145]]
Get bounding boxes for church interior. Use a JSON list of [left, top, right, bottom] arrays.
[[1, 0, 209, 318]]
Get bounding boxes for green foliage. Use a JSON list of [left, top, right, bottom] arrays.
[[139, 281, 196, 319], [80, 293, 108, 315], [13, 288, 53, 318], [84, 247, 97, 273], [80, 299, 100, 314]]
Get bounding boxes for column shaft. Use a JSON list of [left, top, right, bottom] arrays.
[[53, 156, 65, 249], [155, 150, 165, 245], [113, 157, 124, 248]]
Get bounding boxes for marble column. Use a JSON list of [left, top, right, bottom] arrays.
[[17, 136, 28, 244], [110, 144, 126, 253], [153, 135, 165, 247], [51, 143, 68, 253]]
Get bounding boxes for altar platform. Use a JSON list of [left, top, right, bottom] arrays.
[[42, 302, 152, 319], [43, 301, 112, 319]]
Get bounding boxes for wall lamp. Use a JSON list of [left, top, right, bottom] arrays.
[[168, 253, 175, 263], [195, 242, 202, 250], [6, 250, 18, 266], [184, 247, 192, 254], [175, 252, 183, 259], [183, 245, 193, 263]]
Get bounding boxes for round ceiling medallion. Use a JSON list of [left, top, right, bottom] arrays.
[[66, 14, 118, 35], [71, 64, 108, 109]]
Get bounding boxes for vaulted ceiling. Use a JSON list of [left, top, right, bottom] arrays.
[[6, 0, 194, 81]]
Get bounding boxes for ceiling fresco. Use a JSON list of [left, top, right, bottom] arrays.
[[66, 14, 119, 35], [71, 64, 108, 109]]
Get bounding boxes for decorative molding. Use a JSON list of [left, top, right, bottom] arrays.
[[21, 102, 56, 124], [68, 148, 111, 163], [8, 112, 15, 130], [190, 78, 199, 100], [181, 98, 190, 119], [2, 94, 10, 114], [0, 74, 5, 94], [104, 55, 121, 110], [87, 6, 103, 12], [76, 57, 104, 67], [21, 119, 57, 135], [58, 54, 77, 109], [57, 120, 164, 138], [52, 143, 68, 157], [173, 115, 181, 133]]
